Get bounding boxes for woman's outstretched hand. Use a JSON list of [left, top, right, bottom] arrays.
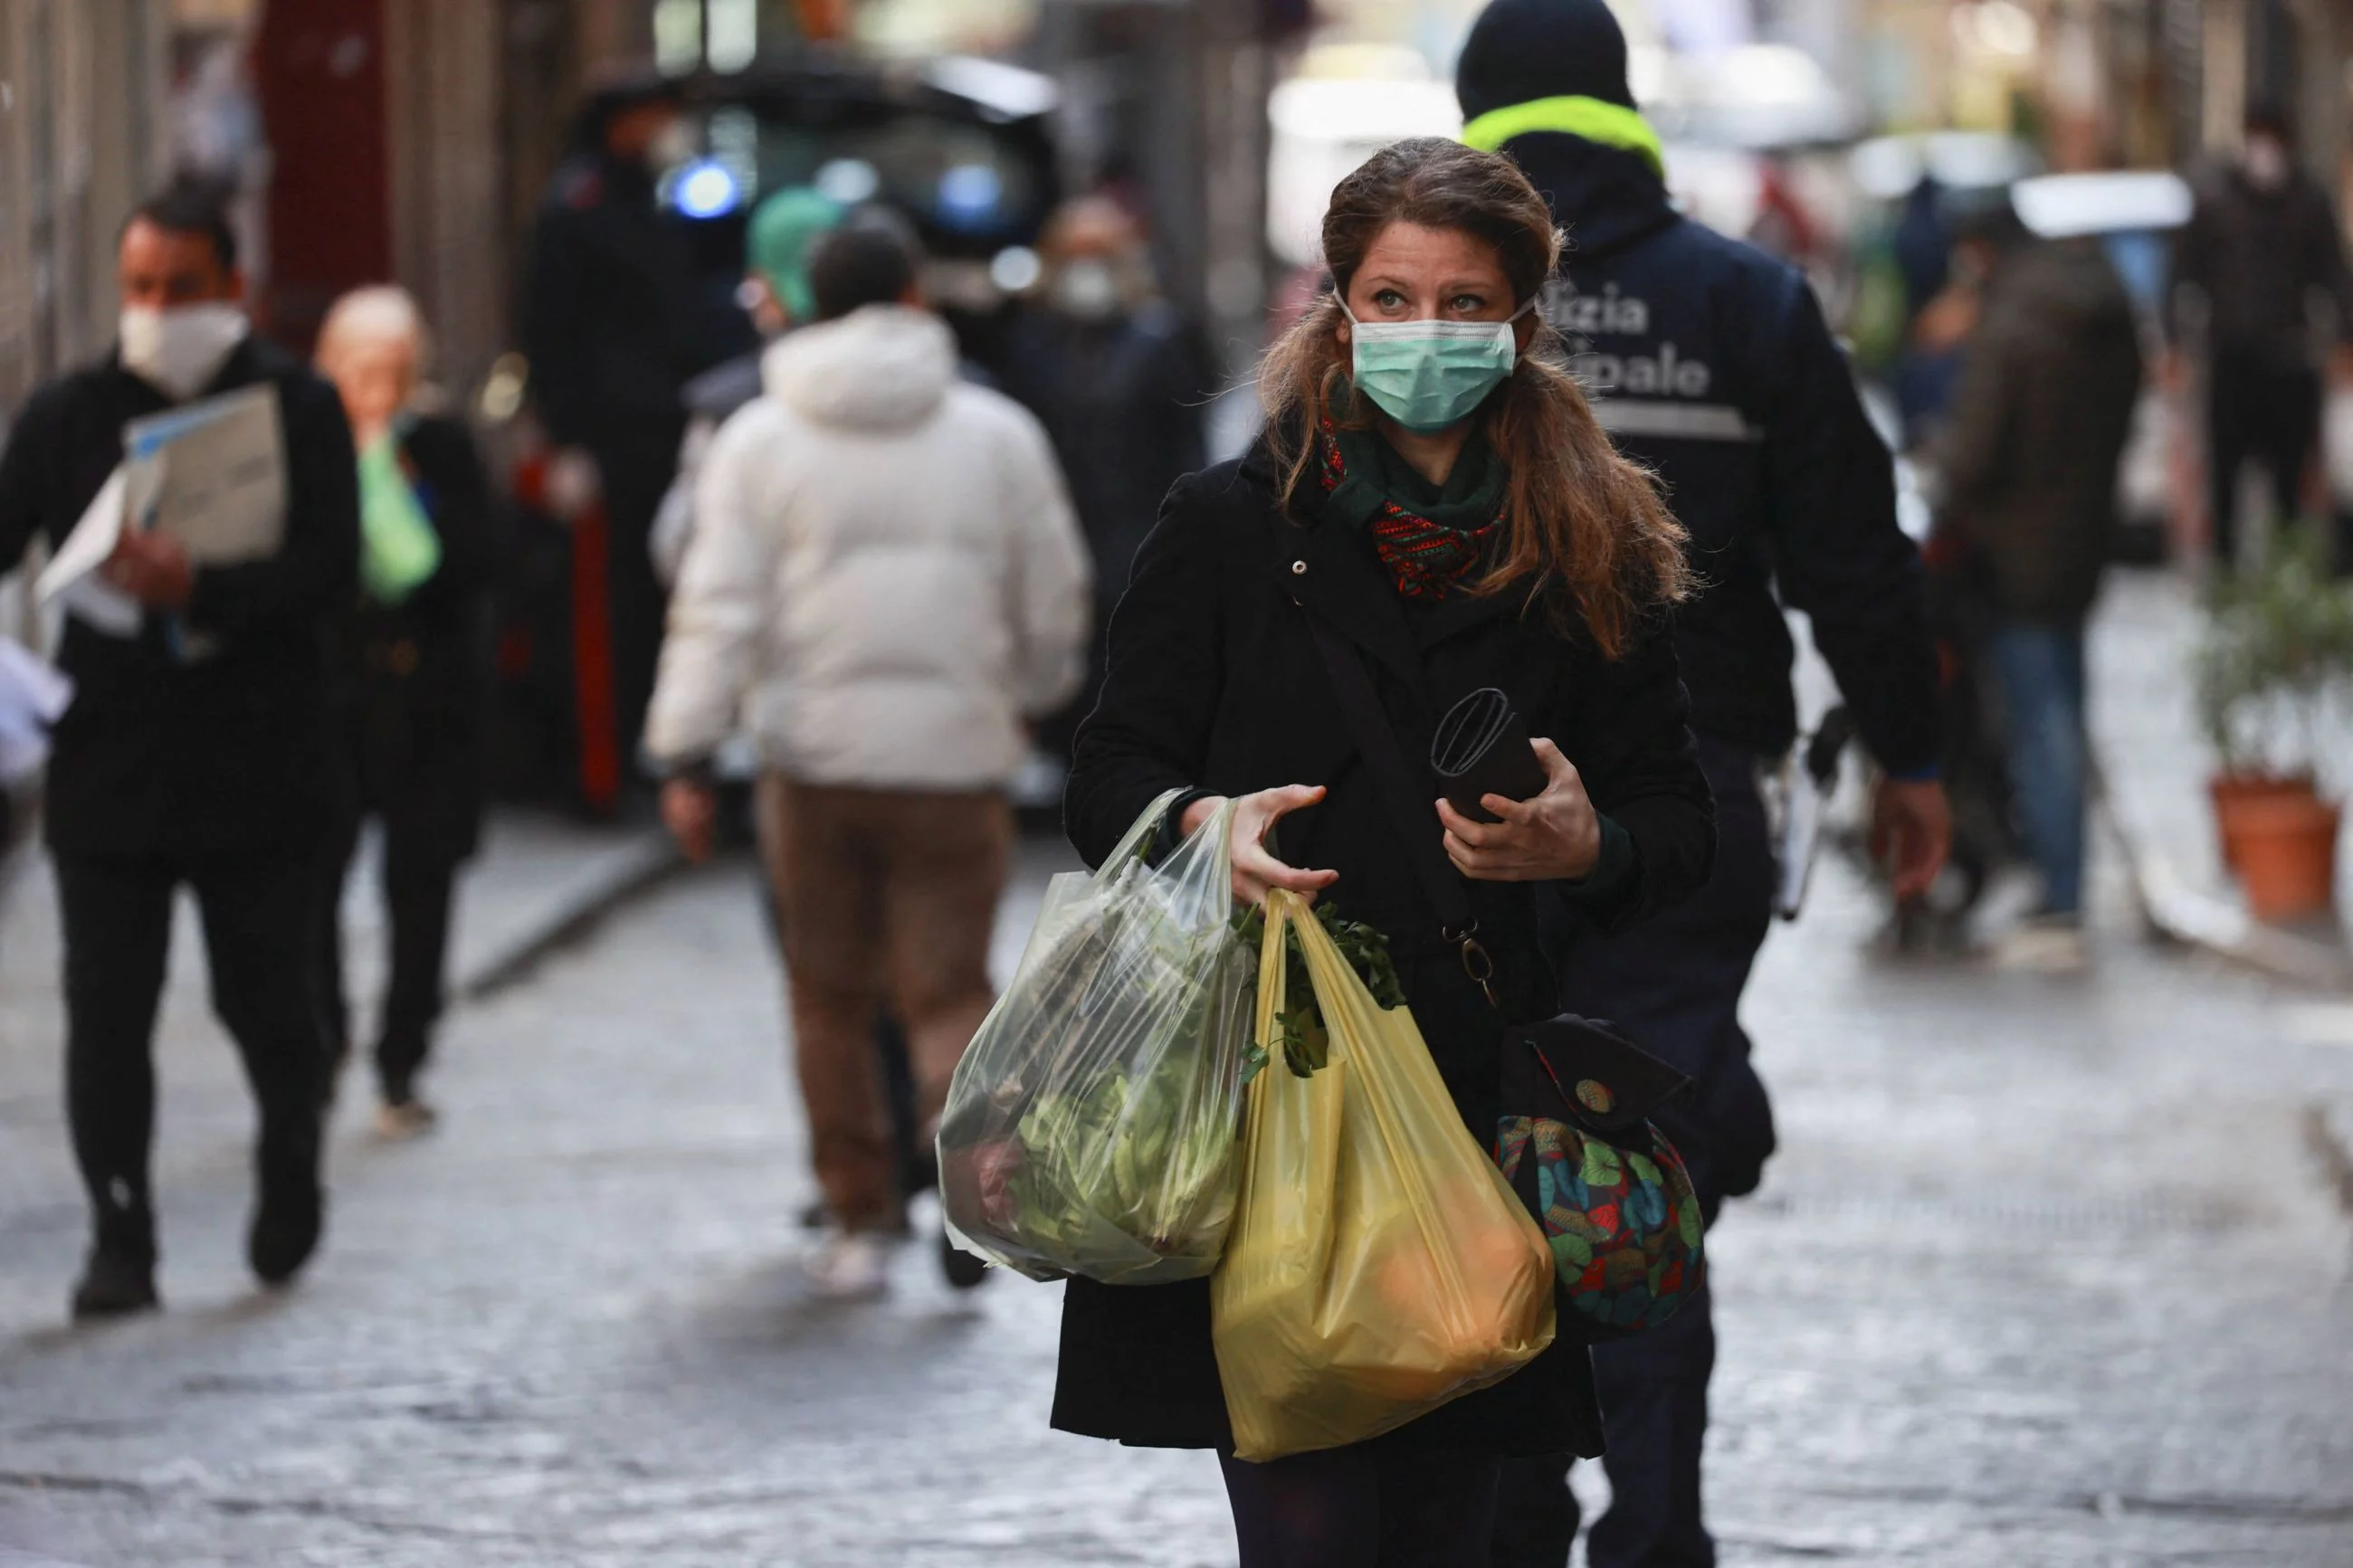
[[1181, 786, 1340, 905], [1435, 738, 1602, 882]]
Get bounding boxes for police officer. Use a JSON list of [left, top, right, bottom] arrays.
[[0, 178, 360, 1318], [520, 73, 711, 793], [1455, 4, 1951, 1563]]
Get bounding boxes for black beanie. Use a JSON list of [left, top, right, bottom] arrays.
[[1454, 0, 1636, 125]]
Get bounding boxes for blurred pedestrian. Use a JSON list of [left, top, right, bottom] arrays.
[[643, 187, 934, 1221], [311, 287, 493, 1136], [2169, 104, 2353, 570], [1055, 137, 1712, 1565], [999, 195, 1211, 754], [0, 177, 359, 1318], [646, 217, 1090, 1298], [1454, 3, 1951, 1562], [650, 186, 843, 589], [520, 73, 704, 795], [1934, 206, 2143, 970]]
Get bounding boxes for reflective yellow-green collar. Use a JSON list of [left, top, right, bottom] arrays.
[[1460, 95, 1665, 178]]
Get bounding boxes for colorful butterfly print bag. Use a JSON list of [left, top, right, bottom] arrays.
[[1495, 1013, 1706, 1343]]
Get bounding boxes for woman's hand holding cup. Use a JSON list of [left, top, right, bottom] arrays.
[[1435, 738, 1601, 881]]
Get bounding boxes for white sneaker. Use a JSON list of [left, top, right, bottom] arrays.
[[372, 1098, 439, 1140], [804, 1231, 891, 1300], [1990, 915, 2090, 974]]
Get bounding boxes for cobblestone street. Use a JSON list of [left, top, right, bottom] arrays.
[[5, 679, 2353, 1563]]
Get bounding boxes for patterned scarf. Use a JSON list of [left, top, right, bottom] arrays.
[[1317, 420, 1506, 601]]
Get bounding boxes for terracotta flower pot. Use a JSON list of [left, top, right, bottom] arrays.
[[2220, 791, 2341, 923], [2209, 773, 2320, 871]]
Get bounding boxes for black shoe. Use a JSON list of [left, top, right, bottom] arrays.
[[939, 1230, 989, 1291], [897, 1149, 939, 1198], [71, 1244, 158, 1321], [248, 1184, 323, 1288]]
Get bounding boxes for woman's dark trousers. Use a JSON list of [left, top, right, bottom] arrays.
[[1491, 736, 1777, 1568], [59, 848, 326, 1254], [1224, 1441, 1503, 1567], [317, 808, 461, 1102]]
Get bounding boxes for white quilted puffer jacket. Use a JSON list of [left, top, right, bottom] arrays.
[[645, 304, 1091, 790]]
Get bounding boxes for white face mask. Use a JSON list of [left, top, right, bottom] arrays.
[[119, 302, 249, 401], [2244, 136, 2291, 192], [1049, 259, 1124, 321]]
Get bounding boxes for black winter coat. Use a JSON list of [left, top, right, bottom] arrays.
[[328, 414, 495, 860], [2171, 162, 2353, 370], [1506, 134, 1940, 775], [1053, 437, 1717, 1457], [0, 338, 360, 860]]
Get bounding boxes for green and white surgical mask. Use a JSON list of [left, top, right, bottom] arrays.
[[1340, 297, 1535, 433]]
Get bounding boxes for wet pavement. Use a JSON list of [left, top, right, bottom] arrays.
[[3, 730, 2353, 1563]]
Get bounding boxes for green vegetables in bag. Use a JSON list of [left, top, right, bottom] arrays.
[[937, 851, 1256, 1283], [1232, 902, 1405, 1080]]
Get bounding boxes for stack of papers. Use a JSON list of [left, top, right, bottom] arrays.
[[36, 385, 288, 636], [0, 638, 72, 786]]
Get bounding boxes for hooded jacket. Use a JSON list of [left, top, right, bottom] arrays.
[[644, 305, 1091, 790], [1936, 238, 2144, 620], [1503, 133, 1941, 775]]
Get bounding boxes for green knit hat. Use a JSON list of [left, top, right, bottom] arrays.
[[746, 187, 844, 323]]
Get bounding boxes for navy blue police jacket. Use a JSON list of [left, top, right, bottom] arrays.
[[1510, 132, 1940, 775]]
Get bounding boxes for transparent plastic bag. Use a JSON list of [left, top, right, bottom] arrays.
[[937, 790, 1254, 1285], [1210, 889, 1557, 1462]]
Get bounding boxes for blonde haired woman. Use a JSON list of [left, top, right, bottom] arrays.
[[311, 286, 492, 1136]]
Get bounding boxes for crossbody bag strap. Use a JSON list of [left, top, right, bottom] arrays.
[[1302, 611, 1500, 1007]]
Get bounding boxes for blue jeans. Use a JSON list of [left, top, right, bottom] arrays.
[[1986, 619, 2089, 916]]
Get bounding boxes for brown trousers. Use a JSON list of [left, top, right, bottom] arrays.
[[757, 775, 1011, 1231]]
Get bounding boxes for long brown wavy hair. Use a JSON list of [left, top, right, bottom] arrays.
[[1262, 137, 1690, 659]]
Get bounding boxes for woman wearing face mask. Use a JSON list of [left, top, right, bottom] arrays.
[[311, 287, 492, 1137], [1052, 138, 1713, 1563]]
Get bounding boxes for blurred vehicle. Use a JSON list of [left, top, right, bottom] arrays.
[[648, 55, 1060, 366], [488, 55, 1062, 811]]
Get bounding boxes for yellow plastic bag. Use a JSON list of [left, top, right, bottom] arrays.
[[1209, 889, 1556, 1462]]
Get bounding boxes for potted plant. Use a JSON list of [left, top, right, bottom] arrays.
[[2193, 533, 2353, 920]]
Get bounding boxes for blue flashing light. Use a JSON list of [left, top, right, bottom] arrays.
[[936, 164, 1005, 231], [675, 159, 742, 220]]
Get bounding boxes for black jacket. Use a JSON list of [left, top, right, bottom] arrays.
[[329, 414, 495, 859], [0, 338, 360, 860], [999, 302, 1212, 606], [1509, 133, 1940, 774], [1051, 435, 1716, 1457], [2171, 162, 2353, 370], [1937, 239, 2144, 621]]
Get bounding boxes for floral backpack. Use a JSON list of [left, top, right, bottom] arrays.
[[1495, 1014, 1706, 1342]]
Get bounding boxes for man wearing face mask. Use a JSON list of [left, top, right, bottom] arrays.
[[1456, 1, 1949, 1563], [520, 73, 712, 803], [0, 177, 360, 1319], [2168, 104, 2353, 570], [1000, 195, 1210, 754]]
